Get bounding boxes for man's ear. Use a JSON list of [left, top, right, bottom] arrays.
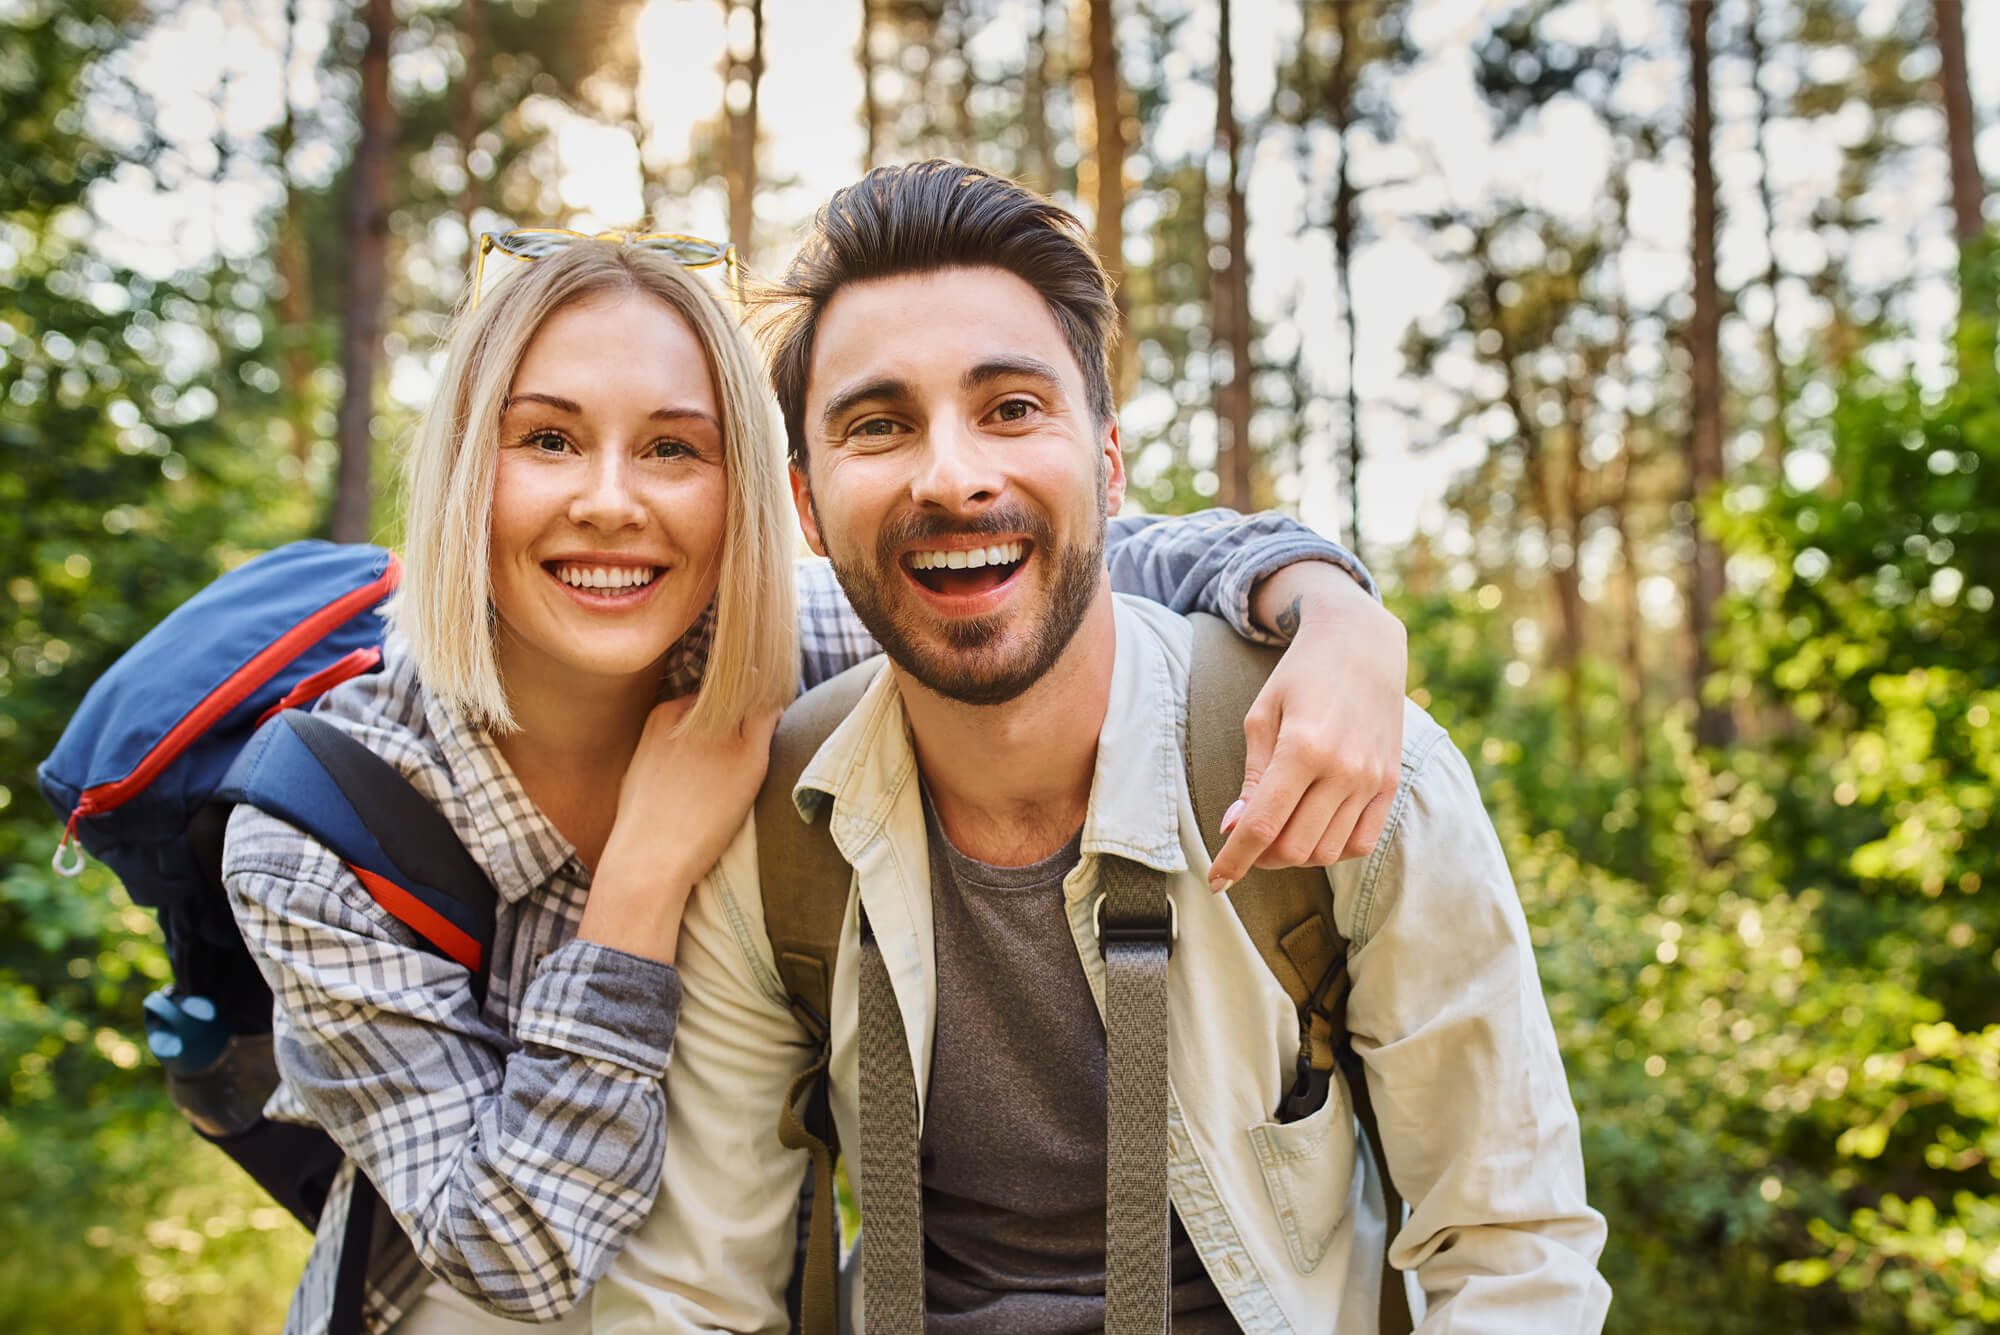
[[1102, 420, 1126, 517], [790, 462, 828, 557]]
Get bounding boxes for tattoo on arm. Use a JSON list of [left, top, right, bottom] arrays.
[[1275, 595, 1304, 640]]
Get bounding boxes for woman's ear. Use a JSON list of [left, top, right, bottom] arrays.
[[790, 463, 827, 557]]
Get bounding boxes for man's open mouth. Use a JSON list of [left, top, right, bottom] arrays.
[[900, 540, 1030, 597]]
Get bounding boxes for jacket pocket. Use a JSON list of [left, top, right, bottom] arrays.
[[1245, 1074, 1357, 1274]]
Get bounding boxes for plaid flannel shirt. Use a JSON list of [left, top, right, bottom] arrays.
[[221, 509, 1372, 1334]]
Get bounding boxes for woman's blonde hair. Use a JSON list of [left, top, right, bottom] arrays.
[[393, 240, 796, 737]]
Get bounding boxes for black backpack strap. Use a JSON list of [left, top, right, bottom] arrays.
[[1184, 614, 1412, 1335], [221, 709, 500, 1335], [754, 655, 885, 1335]]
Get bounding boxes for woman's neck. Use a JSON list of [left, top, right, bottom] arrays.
[[490, 649, 661, 871]]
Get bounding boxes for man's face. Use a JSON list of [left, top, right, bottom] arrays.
[[793, 266, 1125, 706]]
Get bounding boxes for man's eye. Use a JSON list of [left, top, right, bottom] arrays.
[[852, 418, 898, 437], [994, 399, 1035, 422]]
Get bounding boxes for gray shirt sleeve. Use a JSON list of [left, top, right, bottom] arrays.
[[223, 802, 681, 1322]]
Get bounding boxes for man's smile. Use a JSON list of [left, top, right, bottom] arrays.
[[901, 539, 1032, 601]]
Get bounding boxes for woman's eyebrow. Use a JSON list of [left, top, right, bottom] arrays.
[[503, 393, 719, 434], [650, 407, 723, 433], [503, 391, 581, 414]]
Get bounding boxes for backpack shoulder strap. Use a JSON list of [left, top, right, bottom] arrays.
[[1184, 613, 1412, 1335], [756, 655, 887, 1035], [753, 654, 885, 1335], [220, 710, 498, 1000]]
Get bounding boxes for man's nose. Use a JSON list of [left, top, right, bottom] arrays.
[[909, 417, 1003, 512], [567, 449, 647, 531]]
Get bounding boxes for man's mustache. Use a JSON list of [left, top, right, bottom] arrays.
[[875, 506, 1051, 559]]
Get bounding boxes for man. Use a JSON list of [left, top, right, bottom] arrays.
[[596, 162, 1609, 1333]]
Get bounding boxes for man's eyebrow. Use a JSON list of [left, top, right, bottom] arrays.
[[962, 355, 1066, 395], [818, 376, 914, 436]]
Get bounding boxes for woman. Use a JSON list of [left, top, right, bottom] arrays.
[[223, 235, 1406, 1334]]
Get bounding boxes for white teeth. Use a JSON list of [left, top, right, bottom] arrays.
[[908, 541, 1025, 571], [554, 563, 658, 591]]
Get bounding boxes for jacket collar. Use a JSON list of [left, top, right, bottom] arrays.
[[794, 597, 1190, 876]]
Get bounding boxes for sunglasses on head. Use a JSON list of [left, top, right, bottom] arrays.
[[471, 228, 739, 309]]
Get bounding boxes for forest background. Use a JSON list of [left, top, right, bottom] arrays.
[[2, 0, 1997, 1330]]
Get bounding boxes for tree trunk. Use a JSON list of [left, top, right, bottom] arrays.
[[1022, 0, 1055, 194], [330, 0, 394, 544], [1744, 1, 1787, 469], [275, 0, 314, 471], [1685, 0, 1732, 748], [948, 0, 976, 158], [858, 0, 880, 169], [1933, 0, 1985, 245], [1214, 0, 1255, 512], [1557, 366, 1590, 773], [1606, 154, 1649, 797], [1083, 0, 1131, 400], [456, 0, 485, 243], [726, 0, 764, 269], [1329, 0, 1361, 554]]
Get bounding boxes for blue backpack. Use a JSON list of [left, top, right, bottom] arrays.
[[37, 540, 497, 1335]]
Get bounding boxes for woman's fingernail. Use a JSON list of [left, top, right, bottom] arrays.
[[1221, 799, 1246, 833], [1209, 875, 1236, 896]]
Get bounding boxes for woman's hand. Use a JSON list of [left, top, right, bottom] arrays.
[[1207, 565, 1408, 892], [578, 700, 783, 963]]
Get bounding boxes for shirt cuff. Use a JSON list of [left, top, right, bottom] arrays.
[[1218, 541, 1380, 647], [513, 938, 683, 1078]]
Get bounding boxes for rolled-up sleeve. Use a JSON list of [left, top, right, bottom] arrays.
[[223, 803, 681, 1322], [1340, 708, 1611, 1331], [1105, 508, 1377, 645]]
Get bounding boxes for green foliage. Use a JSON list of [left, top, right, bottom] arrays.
[[1, 5, 314, 1328], [1400, 240, 2000, 1333]]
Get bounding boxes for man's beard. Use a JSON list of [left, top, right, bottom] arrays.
[[822, 500, 1105, 707]]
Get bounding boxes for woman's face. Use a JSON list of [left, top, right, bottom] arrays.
[[488, 289, 728, 700]]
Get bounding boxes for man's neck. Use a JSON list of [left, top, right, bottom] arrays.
[[897, 589, 1117, 867]]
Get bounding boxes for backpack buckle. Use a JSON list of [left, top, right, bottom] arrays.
[[1094, 894, 1178, 957]]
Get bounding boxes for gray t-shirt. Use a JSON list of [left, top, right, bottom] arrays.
[[919, 795, 1239, 1333]]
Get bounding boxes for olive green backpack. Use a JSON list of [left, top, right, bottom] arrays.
[[752, 613, 1412, 1334]]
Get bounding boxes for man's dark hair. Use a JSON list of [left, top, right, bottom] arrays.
[[755, 160, 1120, 468]]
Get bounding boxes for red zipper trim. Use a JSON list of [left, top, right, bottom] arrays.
[[70, 553, 402, 824], [349, 864, 484, 973], [255, 645, 384, 730]]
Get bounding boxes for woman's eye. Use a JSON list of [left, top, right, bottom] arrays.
[[526, 429, 573, 454], [649, 438, 694, 460]]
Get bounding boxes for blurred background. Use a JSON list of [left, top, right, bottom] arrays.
[[2, 0, 1996, 1330]]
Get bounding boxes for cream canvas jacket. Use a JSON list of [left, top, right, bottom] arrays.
[[595, 596, 1611, 1334]]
